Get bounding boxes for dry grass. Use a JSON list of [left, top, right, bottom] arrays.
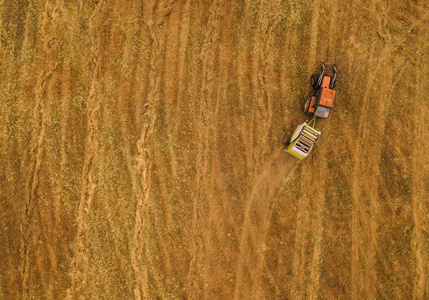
[[1, 0, 428, 299]]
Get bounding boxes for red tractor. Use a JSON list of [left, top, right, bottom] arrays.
[[304, 62, 337, 119]]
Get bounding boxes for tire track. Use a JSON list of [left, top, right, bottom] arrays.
[[18, 3, 58, 297], [350, 11, 390, 295], [290, 175, 312, 299], [155, 0, 183, 236], [83, 4, 144, 297], [308, 189, 325, 299], [234, 7, 257, 295], [350, 51, 383, 300], [251, 1, 286, 298], [307, 0, 320, 68], [40, 5, 67, 298], [119, 0, 147, 184], [252, 0, 283, 168], [57, 58, 72, 235], [19, 64, 56, 299], [233, 1, 270, 297], [131, 7, 157, 300], [411, 70, 428, 299], [410, 4, 428, 296], [371, 8, 429, 298], [147, 2, 185, 294], [254, 2, 278, 161], [234, 8, 263, 279], [186, 1, 220, 298], [236, 27, 254, 172], [117, 4, 147, 276], [350, 5, 428, 297], [115, 3, 151, 298], [307, 156, 329, 299], [118, 21, 150, 299], [252, 162, 297, 300], [37, 68, 63, 300], [66, 60, 100, 299], [0, 63, 20, 298], [96, 4, 142, 288], [326, 0, 338, 60], [234, 152, 298, 299], [163, 0, 190, 181], [130, 1, 176, 299], [97, 89, 134, 297], [66, 2, 104, 298], [201, 4, 241, 295], [347, 0, 373, 296], [202, 7, 223, 299], [343, 0, 363, 77]]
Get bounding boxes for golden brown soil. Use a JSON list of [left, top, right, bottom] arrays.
[[1, 0, 428, 299]]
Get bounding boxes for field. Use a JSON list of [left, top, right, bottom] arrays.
[[1, 0, 428, 299]]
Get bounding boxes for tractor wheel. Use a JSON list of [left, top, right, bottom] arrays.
[[304, 97, 311, 114], [283, 137, 291, 146], [310, 74, 319, 89]]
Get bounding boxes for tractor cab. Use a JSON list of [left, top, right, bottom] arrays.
[[283, 117, 321, 160], [304, 62, 337, 119]]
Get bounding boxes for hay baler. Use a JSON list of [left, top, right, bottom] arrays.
[[283, 117, 321, 160]]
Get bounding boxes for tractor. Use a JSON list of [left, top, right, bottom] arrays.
[[303, 62, 337, 119], [283, 62, 338, 159]]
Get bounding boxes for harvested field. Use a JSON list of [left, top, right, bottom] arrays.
[[1, 0, 428, 299]]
